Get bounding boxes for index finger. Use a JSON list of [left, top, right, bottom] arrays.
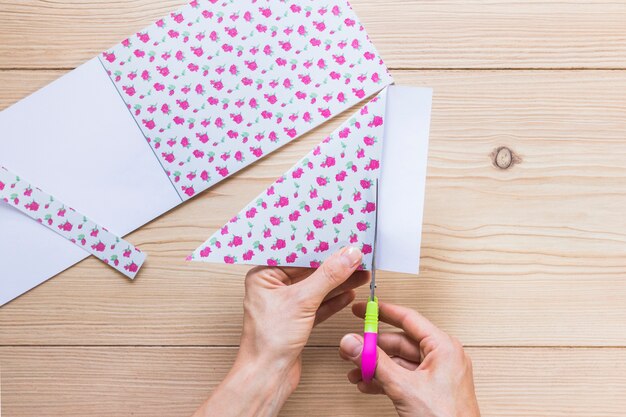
[[352, 301, 446, 344]]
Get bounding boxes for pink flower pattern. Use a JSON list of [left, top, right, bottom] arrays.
[[189, 89, 387, 268], [100, 0, 392, 200], [0, 166, 146, 279]]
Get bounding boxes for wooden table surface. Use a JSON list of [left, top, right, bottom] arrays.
[[2, 1, 626, 416]]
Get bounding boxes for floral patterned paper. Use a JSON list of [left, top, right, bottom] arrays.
[[100, 0, 392, 200], [189, 88, 387, 269], [0, 167, 146, 279]]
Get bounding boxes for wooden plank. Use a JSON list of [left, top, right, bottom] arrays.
[[1, 1, 626, 69], [2, 346, 626, 417], [1, 69, 625, 347]]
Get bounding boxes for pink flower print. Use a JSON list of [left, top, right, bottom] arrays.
[[332, 213, 344, 224], [285, 252, 298, 264], [345, 17, 356, 26], [122, 248, 132, 258], [362, 201, 376, 213], [0, 181, 4, 191], [299, 74, 312, 85], [365, 159, 380, 171], [177, 99, 190, 110], [315, 21, 326, 32], [200, 170, 209, 182], [259, 7, 272, 17], [370, 115, 384, 127], [170, 30, 181, 40], [363, 136, 375, 146], [289, 210, 301, 222], [309, 187, 318, 199], [356, 148, 365, 159], [274, 196, 289, 208], [269, 131, 278, 142], [195, 83, 204, 94], [339, 127, 351, 139], [23, 187, 32, 197], [157, 66, 169, 77], [91, 241, 106, 252], [125, 262, 139, 273], [313, 219, 325, 229], [314, 241, 329, 253], [154, 82, 165, 91], [271, 239, 286, 250], [303, 112, 312, 123], [209, 30, 218, 41], [163, 152, 175, 163], [349, 232, 358, 244], [211, 80, 224, 91], [267, 258, 278, 266], [352, 39, 361, 49], [133, 49, 145, 58], [292, 167, 304, 179], [123, 86, 136, 96], [172, 13, 184, 24], [199, 246, 211, 258], [269, 216, 281, 226], [357, 221, 369, 232], [335, 170, 347, 182], [58, 221, 73, 232], [321, 156, 335, 168], [319, 108, 331, 118], [316, 176, 328, 186], [250, 147, 263, 157], [234, 151, 243, 162], [90, 228, 99, 237], [285, 127, 297, 138], [333, 54, 346, 65], [57, 208, 66, 217], [243, 250, 254, 261], [25, 201, 39, 211], [306, 230, 315, 241], [317, 199, 332, 211], [216, 166, 229, 177], [263, 227, 272, 238], [362, 244, 372, 255], [103, 52, 116, 63], [310, 38, 322, 47], [353, 88, 365, 99], [223, 255, 235, 264], [256, 24, 268, 33], [361, 179, 372, 189], [229, 235, 243, 247], [265, 94, 277, 105], [183, 186, 195, 197], [246, 207, 257, 219], [310, 260, 321, 268], [364, 51, 376, 61]]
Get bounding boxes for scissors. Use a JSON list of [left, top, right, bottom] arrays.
[[361, 180, 380, 383]]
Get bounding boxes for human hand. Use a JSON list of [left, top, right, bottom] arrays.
[[195, 246, 368, 417], [339, 302, 481, 417]]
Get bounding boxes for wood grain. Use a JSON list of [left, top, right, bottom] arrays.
[[3, 1, 626, 415], [1, 0, 626, 69], [1, 69, 625, 347], [2, 346, 626, 417]]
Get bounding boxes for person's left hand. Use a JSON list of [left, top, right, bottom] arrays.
[[195, 246, 368, 417]]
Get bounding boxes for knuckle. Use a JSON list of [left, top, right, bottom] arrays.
[[321, 262, 342, 285]]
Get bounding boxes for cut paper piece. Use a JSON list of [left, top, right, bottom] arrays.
[[100, 0, 393, 200], [189, 89, 388, 269], [0, 166, 146, 279]]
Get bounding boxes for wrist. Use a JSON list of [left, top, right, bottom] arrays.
[[198, 355, 294, 417]]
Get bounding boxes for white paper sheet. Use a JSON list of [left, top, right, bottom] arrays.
[[0, 58, 181, 306], [376, 86, 433, 274]]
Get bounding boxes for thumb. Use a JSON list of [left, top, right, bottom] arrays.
[[299, 246, 362, 303], [339, 333, 400, 386]]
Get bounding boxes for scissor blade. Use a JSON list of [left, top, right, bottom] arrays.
[[370, 180, 379, 300]]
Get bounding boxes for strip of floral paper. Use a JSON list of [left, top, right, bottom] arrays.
[[100, 0, 392, 200], [188, 88, 387, 269], [0, 167, 146, 279]]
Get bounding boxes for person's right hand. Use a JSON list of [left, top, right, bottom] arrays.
[[339, 302, 481, 417]]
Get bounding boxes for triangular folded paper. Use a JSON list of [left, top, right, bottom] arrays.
[[189, 88, 388, 269]]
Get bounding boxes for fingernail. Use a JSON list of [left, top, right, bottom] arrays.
[[340, 246, 362, 268], [341, 334, 363, 358]]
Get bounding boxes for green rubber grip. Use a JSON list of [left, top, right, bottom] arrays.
[[363, 297, 379, 333]]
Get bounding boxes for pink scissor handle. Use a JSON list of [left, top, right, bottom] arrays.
[[361, 331, 378, 382]]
